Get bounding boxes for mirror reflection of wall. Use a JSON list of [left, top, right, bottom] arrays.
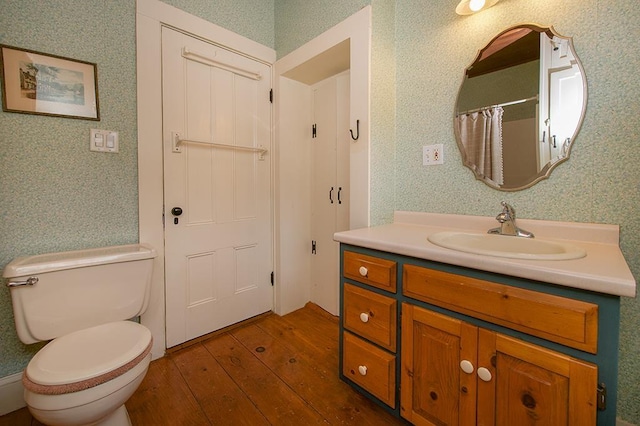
[[454, 25, 587, 191]]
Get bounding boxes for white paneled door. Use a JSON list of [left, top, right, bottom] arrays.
[[162, 27, 273, 348], [310, 72, 350, 316]]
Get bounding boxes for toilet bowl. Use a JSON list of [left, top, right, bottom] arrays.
[[4, 244, 157, 426], [23, 321, 152, 426]]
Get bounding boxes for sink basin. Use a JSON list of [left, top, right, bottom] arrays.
[[428, 232, 587, 260]]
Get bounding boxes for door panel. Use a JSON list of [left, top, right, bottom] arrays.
[[310, 72, 349, 316], [401, 304, 478, 426], [490, 334, 597, 426], [162, 27, 272, 348]]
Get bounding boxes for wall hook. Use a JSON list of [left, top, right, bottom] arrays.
[[349, 120, 360, 141]]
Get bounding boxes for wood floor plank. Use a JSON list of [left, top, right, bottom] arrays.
[[125, 356, 209, 425], [202, 333, 327, 425], [258, 312, 339, 372], [281, 306, 341, 353], [0, 407, 36, 426], [171, 342, 270, 426], [232, 322, 404, 426]]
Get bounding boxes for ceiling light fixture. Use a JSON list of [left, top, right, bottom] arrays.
[[456, 0, 500, 15]]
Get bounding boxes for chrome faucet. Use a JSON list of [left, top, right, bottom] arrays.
[[488, 201, 534, 238]]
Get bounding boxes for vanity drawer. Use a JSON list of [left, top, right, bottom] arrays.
[[343, 331, 396, 408], [343, 283, 397, 352], [403, 264, 598, 353], [343, 251, 397, 293]]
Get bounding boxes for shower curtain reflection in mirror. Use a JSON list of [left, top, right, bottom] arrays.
[[456, 106, 504, 186]]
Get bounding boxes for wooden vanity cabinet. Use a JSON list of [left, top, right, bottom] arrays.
[[340, 251, 398, 409], [339, 244, 621, 425], [401, 303, 597, 426]]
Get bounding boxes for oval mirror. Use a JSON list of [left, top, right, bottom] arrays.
[[454, 24, 587, 191]]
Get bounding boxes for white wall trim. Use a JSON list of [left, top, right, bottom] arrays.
[[273, 6, 371, 315], [136, 0, 275, 358], [275, 5, 371, 230], [137, 0, 274, 64], [0, 373, 25, 416]]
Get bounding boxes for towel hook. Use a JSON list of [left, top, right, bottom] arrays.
[[349, 120, 360, 141]]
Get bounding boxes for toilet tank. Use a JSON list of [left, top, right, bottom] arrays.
[[3, 244, 157, 344]]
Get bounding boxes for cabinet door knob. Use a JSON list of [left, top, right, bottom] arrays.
[[460, 360, 475, 374], [477, 367, 492, 382], [359, 266, 368, 277], [358, 365, 368, 376], [359, 312, 369, 323]]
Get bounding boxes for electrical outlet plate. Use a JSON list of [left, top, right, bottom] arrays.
[[423, 144, 444, 165]]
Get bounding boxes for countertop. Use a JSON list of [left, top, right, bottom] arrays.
[[333, 211, 636, 298]]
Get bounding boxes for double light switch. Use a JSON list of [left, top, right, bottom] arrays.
[[90, 129, 119, 153]]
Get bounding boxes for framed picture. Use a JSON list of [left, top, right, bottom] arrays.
[[0, 44, 99, 120]]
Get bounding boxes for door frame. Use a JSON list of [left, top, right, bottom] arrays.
[[136, 0, 276, 360], [273, 6, 371, 316]]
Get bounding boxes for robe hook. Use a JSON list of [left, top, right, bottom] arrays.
[[350, 120, 360, 141]]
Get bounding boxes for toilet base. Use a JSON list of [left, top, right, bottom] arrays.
[[29, 404, 131, 426], [95, 405, 131, 426]]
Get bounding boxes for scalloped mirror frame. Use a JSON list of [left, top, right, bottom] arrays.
[[454, 24, 588, 191]]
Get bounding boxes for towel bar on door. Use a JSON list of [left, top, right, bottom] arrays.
[[172, 132, 267, 160]]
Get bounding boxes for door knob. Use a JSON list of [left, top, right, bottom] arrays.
[[170, 207, 183, 224]]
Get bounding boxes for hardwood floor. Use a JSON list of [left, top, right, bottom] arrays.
[[0, 304, 405, 425]]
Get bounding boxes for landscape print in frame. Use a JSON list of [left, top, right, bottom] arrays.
[[0, 44, 99, 120]]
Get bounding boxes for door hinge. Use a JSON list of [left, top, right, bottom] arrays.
[[597, 383, 607, 411], [269, 88, 273, 103], [270, 271, 274, 286], [312, 240, 317, 254], [312, 124, 317, 138]]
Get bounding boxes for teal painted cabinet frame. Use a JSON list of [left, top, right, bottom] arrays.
[[338, 243, 620, 425]]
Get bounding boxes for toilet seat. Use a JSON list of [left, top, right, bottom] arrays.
[[24, 321, 152, 395]]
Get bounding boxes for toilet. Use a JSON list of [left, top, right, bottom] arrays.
[[3, 243, 157, 426]]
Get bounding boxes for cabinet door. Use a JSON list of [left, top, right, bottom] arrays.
[[401, 303, 478, 425], [479, 332, 598, 426]]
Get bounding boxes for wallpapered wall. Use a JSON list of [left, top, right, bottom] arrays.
[[392, 1, 640, 422], [281, 0, 640, 422], [0, 0, 274, 389], [1, 0, 638, 423]]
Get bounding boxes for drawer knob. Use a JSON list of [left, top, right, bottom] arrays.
[[477, 367, 492, 382], [358, 365, 368, 376], [359, 312, 369, 323], [460, 360, 475, 374], [358, 266, 368, 277]]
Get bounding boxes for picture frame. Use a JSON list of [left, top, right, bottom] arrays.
[[0, 44, 99, 120]]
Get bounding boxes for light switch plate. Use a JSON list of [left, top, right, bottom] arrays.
[[90, 129, 119, 153]]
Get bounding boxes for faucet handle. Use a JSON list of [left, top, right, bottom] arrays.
[[501, 201, 516, 219]]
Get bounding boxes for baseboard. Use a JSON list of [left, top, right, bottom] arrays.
[[618, 418, 638, 426], [0, 373, 26, 416]]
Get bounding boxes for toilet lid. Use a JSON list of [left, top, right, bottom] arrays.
[[26, 321, 152, 386]]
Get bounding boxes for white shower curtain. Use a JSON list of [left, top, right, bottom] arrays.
[[456, 106, 504, 186]]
